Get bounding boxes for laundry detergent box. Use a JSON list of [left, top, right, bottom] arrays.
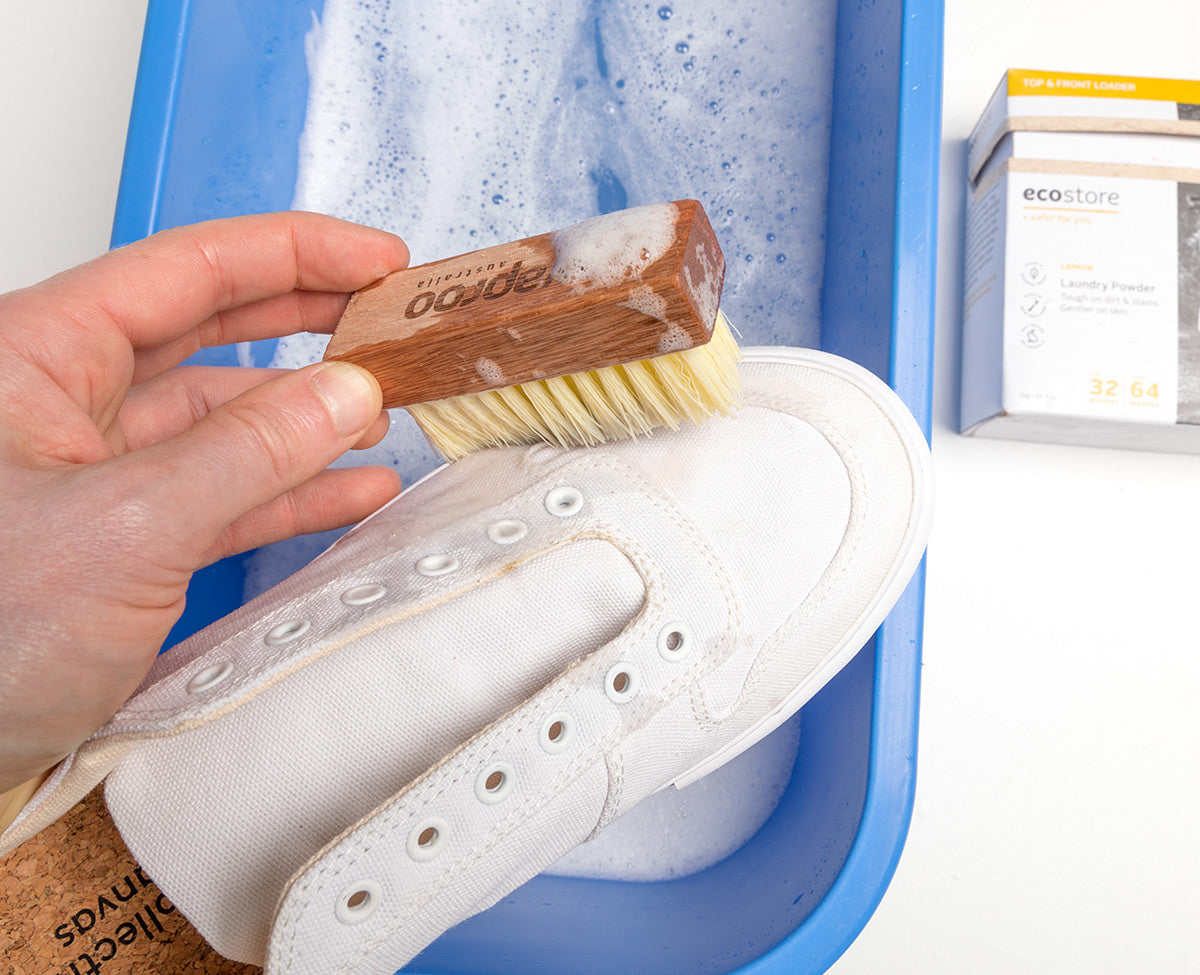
[[962, 68, 1200, 451]]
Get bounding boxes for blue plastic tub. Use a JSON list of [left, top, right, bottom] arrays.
[[112, 2, 942, 972]]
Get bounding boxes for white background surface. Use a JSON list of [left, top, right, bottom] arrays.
[[1, 1, 1197, 973]]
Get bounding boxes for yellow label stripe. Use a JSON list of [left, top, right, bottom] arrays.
[[1007, 68, 1200, 104]]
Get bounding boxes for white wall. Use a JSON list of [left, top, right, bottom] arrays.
[[832, 2, 1200, 972]]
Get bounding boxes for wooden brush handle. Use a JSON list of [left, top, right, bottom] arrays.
[[323, 199, 725, 408], [1, 787, 258, 974]]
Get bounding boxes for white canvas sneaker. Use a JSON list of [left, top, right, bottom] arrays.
[[2, 347, 932, 975]]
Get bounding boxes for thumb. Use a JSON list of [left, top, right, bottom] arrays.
[[137, 361, 385, 559]]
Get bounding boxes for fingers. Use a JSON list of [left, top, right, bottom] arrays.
[[124, 360, 392, 563], [0, 213, 408, 446], [42, 211, 409, 356], [119, 365, 392, 453], [119, 366, 286, 449], [201, 465, 402, 565], [129, 288, 353, 385]]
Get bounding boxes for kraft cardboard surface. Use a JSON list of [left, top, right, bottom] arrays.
[[0, 787, 258, 975]]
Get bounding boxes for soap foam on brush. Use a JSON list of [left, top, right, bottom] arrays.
[[549, 202, 677, 289], [246, 0, 837, 881]]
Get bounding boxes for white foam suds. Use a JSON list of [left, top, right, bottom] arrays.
[[244, 0, 837, 882], [622, 284, 694, 352], [547, 713, 801, 881], [657, 322, 693, 353], [550, 202, 677, 289], [475, 357, 506, 385], [623, 284, 669, 322], [684, 241, 721, 328]]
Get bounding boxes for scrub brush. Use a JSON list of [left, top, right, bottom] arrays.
[[323, 199, 742, 460]]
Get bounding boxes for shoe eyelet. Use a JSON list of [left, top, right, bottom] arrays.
[[265, 619, 310, 646], [407, 818, 449, 861], [335, 880, 382, 925], [657, 623, 692, 662], [540, 711, 575, 754], [416, 553, 459, 577], [341, 584, 387, 606], [474, 762, 516, 804], [487, 519, 528, 545], [544, 486, 584, 517], [605, 663, 639, 704], [186, 661, 233, 694]]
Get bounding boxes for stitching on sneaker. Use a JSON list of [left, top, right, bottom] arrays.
[[110, 542, 574, 728], [590, 748, 625, 838], [282, 723, 617, 975], [704, 383, 915, 736], [329, 735, 623, 975]]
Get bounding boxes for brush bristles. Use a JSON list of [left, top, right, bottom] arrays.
[[409, 309, 743, 460]]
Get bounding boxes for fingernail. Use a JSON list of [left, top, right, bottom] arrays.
[[311, 362, 381, 438]]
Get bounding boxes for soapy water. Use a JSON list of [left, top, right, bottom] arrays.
[[551, 712, 801, 880], [286, 0, 834, 369], [246, 0, 836, 881]]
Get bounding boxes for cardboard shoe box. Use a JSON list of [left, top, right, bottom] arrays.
[[962, 68, 1200, 451]]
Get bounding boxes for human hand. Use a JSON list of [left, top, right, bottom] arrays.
[[0, 211, 410, 797]]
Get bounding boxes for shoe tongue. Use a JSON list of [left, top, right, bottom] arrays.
[[418, 538, 645, 742]]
